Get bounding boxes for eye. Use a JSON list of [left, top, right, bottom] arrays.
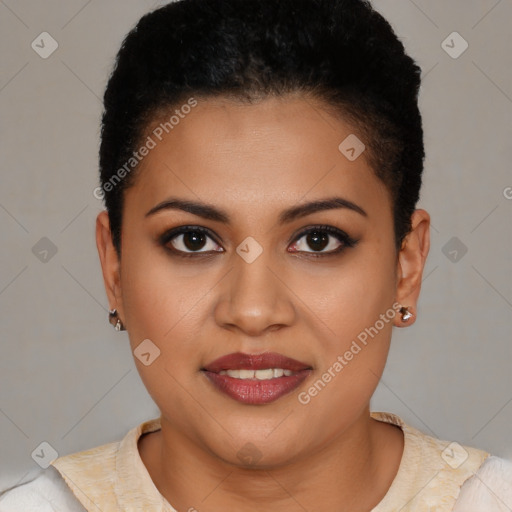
[[288, 225, 358, 256], [159, 224, 358, 259], [159, 226, 223, 258]]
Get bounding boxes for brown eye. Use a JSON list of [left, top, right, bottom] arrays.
[[159, 224, 358, 259], [299, 230, 332, 252], [289, 225, 358, 256], [159, 226, 223, 257], [176, 231, 209, 252]]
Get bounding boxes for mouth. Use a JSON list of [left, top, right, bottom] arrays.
[[201, 352, 313, 405]]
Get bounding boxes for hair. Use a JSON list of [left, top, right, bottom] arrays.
[[99, 0, 424, 256]]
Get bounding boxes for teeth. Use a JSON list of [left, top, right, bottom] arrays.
[[217, 368, 294, 379]]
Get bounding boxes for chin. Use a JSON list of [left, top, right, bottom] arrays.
[[211, 429, 306, 469]]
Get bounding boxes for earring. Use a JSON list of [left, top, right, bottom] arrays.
[[108, 308, 125, 331], [399, 306, 413, 323]]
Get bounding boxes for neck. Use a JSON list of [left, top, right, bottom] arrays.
[[138, 407, 404, 512]]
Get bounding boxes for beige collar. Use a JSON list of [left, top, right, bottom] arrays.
[[51, 411, 489, 512]]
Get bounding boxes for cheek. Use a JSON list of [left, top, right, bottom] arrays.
[[301, 237, 397, 408], [295, 273, 397, 445], [310, 240, 397, 347], [119, 241, 215, 370], [120, 233, 184, 332], [119, 249, 209, 410]]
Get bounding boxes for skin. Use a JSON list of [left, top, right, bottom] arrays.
[[96, 93, 430, 512]]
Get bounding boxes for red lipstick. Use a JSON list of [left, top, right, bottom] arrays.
[[202, 352, 312, 405]]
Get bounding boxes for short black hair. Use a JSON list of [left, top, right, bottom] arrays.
[[99, 0, 424, 256]]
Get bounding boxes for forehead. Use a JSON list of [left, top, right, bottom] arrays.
[[125, 95, 391, 221]]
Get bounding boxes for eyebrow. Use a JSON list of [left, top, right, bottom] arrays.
[[145, 196, 368, 224]]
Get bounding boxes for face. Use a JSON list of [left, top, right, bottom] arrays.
[[97, 93, 429, 467]]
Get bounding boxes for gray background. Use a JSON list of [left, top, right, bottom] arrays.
[[0, 0, 511, 490]]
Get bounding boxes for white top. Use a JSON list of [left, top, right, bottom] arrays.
[[1, 411, 511, 511]]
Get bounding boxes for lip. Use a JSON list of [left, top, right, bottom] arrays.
[[202, 351, 311, 373], [201, 352, 312, 405]]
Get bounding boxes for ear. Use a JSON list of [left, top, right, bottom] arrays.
[[394, 209, 430, 327], [96, 210, 124, 319]]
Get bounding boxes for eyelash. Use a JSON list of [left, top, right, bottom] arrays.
[[158, 225, 359, 259]]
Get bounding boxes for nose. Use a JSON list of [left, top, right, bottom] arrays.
[[214, 247, 296, 337]]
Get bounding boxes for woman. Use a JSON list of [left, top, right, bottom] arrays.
[[1, 0, 511, 510]]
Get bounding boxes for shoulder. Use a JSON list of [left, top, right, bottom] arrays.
[[0, 466, 86, 512], [453, 455, 512, 511]]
